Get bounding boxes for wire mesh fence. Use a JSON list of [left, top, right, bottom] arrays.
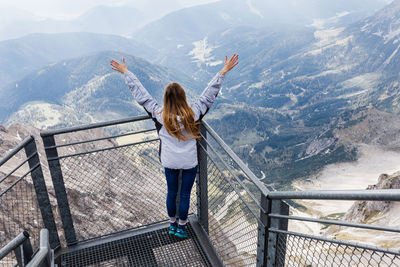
[[206, 158, 259, 266], [4, 116, 400, 267], [0, 139, 45, 266], [198, 123, 269, 267], [49, 124, 197, 243], [275, 231, 400, 267]]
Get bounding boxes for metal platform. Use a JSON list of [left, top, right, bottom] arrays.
[[2, 116, 400, 267], [57, 219, 220, 267]]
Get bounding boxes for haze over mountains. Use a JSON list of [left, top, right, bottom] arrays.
[[0, 0, 399, 188]]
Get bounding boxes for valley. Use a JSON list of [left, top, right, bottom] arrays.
[[1, 0, 400, 191]]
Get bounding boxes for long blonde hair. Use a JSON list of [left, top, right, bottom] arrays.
[[162, 82, 200, 141]]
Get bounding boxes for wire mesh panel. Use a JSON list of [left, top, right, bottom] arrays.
[[205, 157, 259, 266], [49, 123, 197, 243], [275, 231, 400, 267], [197, 122, 269, 267], [0, 141, 45, 266]]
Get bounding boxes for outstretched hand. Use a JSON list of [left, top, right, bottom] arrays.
[[110, 58, 128, 74], [220, 54, 239, 75]]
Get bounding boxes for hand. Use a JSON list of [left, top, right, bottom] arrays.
[[220, 54, 239, 75], [110, 58, 128, 74]]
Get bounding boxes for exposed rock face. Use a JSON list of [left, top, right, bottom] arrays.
[[344, 172, 400, 223], [305, 137, 336, 156], [334, 108, 400, 149], [326, 171, 400, 249]]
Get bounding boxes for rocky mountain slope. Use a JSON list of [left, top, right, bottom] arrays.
[[199, 0, 400, 186], [326, 171, 400, 249], [133, 0, 387, 51], [1, 51, 201, 127], [2, 1, 400, 189]]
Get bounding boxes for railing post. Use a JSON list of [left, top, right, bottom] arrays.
[[197, 123, 209, 233], [267, 199, 289, 267], [41, 135, 77, 246], [24, 138, 60, 250], [257, 196, 289, 267], [22, 236, 34, 266], [256, 194, 270, 267]]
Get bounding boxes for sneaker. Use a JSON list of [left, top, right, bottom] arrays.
[[169, 221, 178, 235], [175, 225, 187, 238]]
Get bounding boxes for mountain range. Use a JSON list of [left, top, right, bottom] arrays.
[[1, 51, 201, 127], [0, 6, 147, 41], [0, 32, 157, 87], [1, 0, 400, 188]]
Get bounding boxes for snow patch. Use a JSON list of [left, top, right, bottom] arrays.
[[149, 75, 161, 82], [37, 69, 46, 76], [228, 82, 245, 91], [314, 27, 345, 46], [208, 60, 223, 66], [307, 64, 357, 79], [246, 0, 263, 18], [340, 72, 381, 91], [373, 29, 384, 37], [383, 44, 400, 67], [306, 28, 350, 56], [177, 44, 184, 49], [384, 26, 400, 43], [221, 29, 232, 37], [188, 37, 221, 67], [310, 12, 350, 29], [249, 81, 264, 89]]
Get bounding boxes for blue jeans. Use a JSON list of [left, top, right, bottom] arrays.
[[164, 165, 198, 223]]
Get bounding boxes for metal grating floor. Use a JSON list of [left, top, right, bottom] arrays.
[[59, 223, 212, 267]]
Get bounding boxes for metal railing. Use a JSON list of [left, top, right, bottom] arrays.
[[1, 115, 399, 267], [0, 136, 59, 266], [40, 115, 198, 246], [38, 115, 272, 265], [0, 231, 33, 266], [197, 121, 271, 266], [26, 229, 54, 267], [265, 190, 400, 267]]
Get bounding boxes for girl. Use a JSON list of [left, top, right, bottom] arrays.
[[111, 55, 239, 238]]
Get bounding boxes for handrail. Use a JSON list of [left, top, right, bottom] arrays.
[[0, 231, 30, 260], [38, 114, 269, 198], [268, 189, 400, 200], [0, 136, 33, 167], [44, 128, 156, 149], [269, 214, 400, 233], [40, 115, 151, 137], [26, 229, 53, 267], [202, 120, 270, 197]]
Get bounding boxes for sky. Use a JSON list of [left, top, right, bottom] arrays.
[[0, 0, 220, 19]]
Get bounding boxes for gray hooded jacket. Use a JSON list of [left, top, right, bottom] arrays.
[[125, 71, 225, 169]]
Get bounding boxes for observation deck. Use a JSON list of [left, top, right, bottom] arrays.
[[0, 115, 399, 266]]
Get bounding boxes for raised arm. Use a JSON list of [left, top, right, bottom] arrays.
[[192, 54, 239, 121], [111, 59, 162, 121]]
